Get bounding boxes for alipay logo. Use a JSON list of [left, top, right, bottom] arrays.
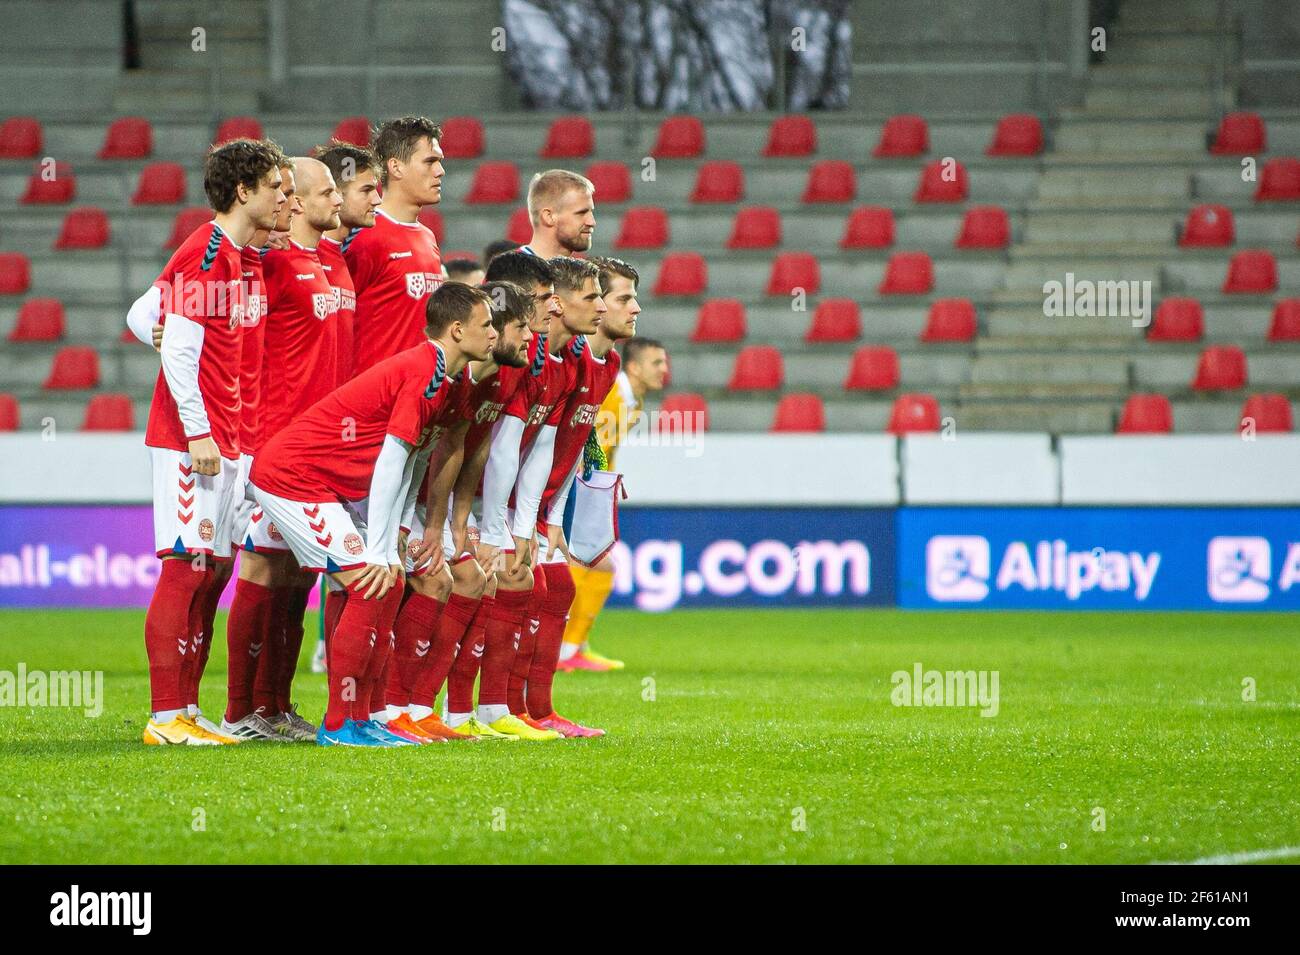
[[1207, 536, 1271, 603], [926, 536, 990, 601]]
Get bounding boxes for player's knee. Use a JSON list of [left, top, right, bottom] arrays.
[[237, 550, 277, 586], [453, 561, 488, 600]]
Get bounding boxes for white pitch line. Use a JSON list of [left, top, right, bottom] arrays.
[[1152, 845, 1300, 865]]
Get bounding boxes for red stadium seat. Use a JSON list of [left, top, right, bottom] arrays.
[[887, 393, 941, 433], [1239, 393, 1293, 433], [879, 251, 934, 295], [585, 161, 631, 203], [771, 393, 825, 432], [165, 207, 212, 249], [82, 393, 134, 431], [690, 160, 744, 203], [1222, 250, 1277, 293], [806, 299, 861, 343], [1253, 157, 1300, 201], [465, 161, 520, 204], [0, 393, 18, 431], [614, 206, 669, 249], [1192, 345, 1247, 390], [762, 115, 816, 157], [418, 206, 446, 244], [766, 252, 820, 295], [43, 346, 100, 390], [214, 116, 263, 144], [1209, 112, 1265, 155], [651, 116, 704, 158], [726, 206, 781, 249], [656, 393, 709, 434], [690, 299, 746, 343], [1266, 299, 1300, 342], [844, 346, 900, 391], [132, 162, 185, 205], [986, 114, 1043, 156], [331, 116, 371, 147], [440, 116, 485, 159], [920, 298, 977, 343], [839, 206, 895, 249], [914, 159, 968, 203], [1179, 204, 1234, 246], [98, 117, 152, 159], [54, 206, 110, 250], [8, 298, 65, 342], [539, 116, 592, 158], [1117, 394, 1173, 434], [954, 206, 1009, 248], [0, 253, 32, 294], [653, 252, 707, 296], [802, 160, 855, 203], [1147, 298, 1204, 342], [504, 207, 531, 244], [21, 162, 75, 204], [872, 115, 928, 158], [727, 345, 783, 390], [0, 116, 42, 158]]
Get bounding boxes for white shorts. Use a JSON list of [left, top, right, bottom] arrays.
[[402, 503, 477, 576], [231, 453, 288, 552], [150, 447, 240, 559], [249, 484, 369, 574]]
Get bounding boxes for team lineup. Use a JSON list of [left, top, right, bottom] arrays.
[[130, 117, 670, 746]]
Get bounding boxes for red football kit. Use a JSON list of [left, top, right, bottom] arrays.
[[316, 234, 356, 386], [237, 245, 268, 454]]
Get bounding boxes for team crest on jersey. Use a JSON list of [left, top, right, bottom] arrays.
[[267, 521, 283, 542], [569, 403, 598, 428], [198, 519, 215, 542], [311, 292, 332, 320], [343, 533, 364, 556], [405, 271, 427, 299]]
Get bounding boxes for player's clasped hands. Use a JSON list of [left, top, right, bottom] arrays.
[[187, 436, 221, 476]]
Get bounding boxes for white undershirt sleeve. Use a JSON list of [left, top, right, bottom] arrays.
[[479, 415, 524, 547], [363, 435, 414, 565], [159, 312, 211, 439], [546, 455, 581, 528], [511, 424, 557, 540], [126, 285, 162, 349], [401, 447, 432, 534]]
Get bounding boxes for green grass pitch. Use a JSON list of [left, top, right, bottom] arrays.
[[0, 608, 1297, 864]]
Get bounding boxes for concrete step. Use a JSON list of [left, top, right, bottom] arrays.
[[967, 354, 1130, 386], [953, 401, 1117, 433], [1037, 167, 1189, 200], [1027, 195, 1186, 212], [1053, 120, 1205, 153], [983, 308, 1146, 339], [1082, 86, 1215, 115], [1102, 33, 1227, 64], [1021, 213, 1175, 244], [960, 381, 1130, 401], [141, 41, 266, 73], [1011, 240, 1173, 259], [1043, 150, 1205, 166], [1089, 62, 1216, 87], [974, 335, 1137, 353], [1116, 0, 1222, 28], [1002, 260, 1161, 291]]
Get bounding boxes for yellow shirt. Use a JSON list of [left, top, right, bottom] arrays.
[[592, 370, 640, 471]]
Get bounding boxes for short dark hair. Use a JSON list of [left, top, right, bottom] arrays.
[[623, 337, 664, 365], [314, 140, 380, 186], [372, 116, 443, 185], [483, 239, 521, 264], [444, 257, 484, 282], [547, 255, 601, 293], [484, 249, 555, 288], [481, 280, 534, 333], [203, 138, 282, 214], [425, 281, 491, 338], [587, 255, 640, 296]]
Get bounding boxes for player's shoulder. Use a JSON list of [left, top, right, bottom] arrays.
[[165, 220, 235, 276]]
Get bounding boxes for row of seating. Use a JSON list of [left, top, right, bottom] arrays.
[[0, 391, 137, 431]]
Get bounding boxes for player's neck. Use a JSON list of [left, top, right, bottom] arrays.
[[248, 228, 270, 251], [323, 223, 350, 243], [589, 332, 616, 358], [213, 211, 255, 248], [434, 338, 469, 379], [379, 193, 423, 224], [472, 356, 498, 380], [628, 373, 649, 402], [548, 320, 574, 354], [525, 232, 567, 260], [290, 218, 323, 251]]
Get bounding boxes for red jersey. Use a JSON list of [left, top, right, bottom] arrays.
[[342, 208, 442, 376], [257, 241, 340, 444], [507, 335, 586, 449], [145, 221, 245, 459], [252, 340, 453, 503], [461, 361, 531, 459], [237, 245, 267, 455], [537, 346, 621, 531], [316, 235, 355, 387]]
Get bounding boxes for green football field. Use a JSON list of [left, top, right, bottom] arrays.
[[0, 608, 1297, 865]]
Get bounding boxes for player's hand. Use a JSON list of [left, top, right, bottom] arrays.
[[355, 562, 390, 600], [265, 229, 291, 251], [151, 323, 164, 351], [509, 535, 533, 575], [476, 542, 502, 575], [187, 436, 221, 476], [389, 563, 406, 589], [546, 524, 569, 561], [397, 529, 409, 559], [451, 521, 470, 561]]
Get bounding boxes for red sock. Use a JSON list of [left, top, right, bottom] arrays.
[[411, 593, 478, 709], [224, 577, 274, 722], [508, 572, 547, 714], [387, 591, 443, 708], [276, 580, 313, 711], [363, 579, 406, 717], [178, 564, 213, 708], [527, 564, 575, 719], [144, 559, 209, 715], [185, 560, 230, 707], [252, 587, 290, 717], [323, 587, 348, 667], [326, 581, 381, 731], [447, 599, 488, 713], [479, 588, 530, 708]]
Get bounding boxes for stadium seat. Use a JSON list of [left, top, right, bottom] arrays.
[[585, 160, 631, 203], [332, 116, 371, 146], [914, 159, 968, 202], [878, 251, 934, 294], [98, 116, 152, 159], [119, 326, 140, 344], [872, 114, 928, 158], [1266, 299, 1300, 342], [1209, 111, 1265, 154], [1192, 345, 1247, 391], [690, 160, 744, 203], [441, 116, 486, 159], [802, 160, 856, 202], [164, 207, 211, 249], [20, 162, 75, 204], [1253, 157, 1300, 201], [0, 393, 18, 431], [954, 206, 1009, 248], [1239, 393, 1293, 433], [921, 298, 977, 342], [887, 393, 941, 433], [1221, 250, 1277, 293], [986, 114, 1043, 156], [418, 206, 446, 244], [839, 206, 895, 248], [0, 116, 42, 158], [539, 115, 592, 158], [844, 345, 900, 390], [653, 252, 707, 296], [42, 346, 100, 390], [1148, 298, 1204, 341], [762, 115, 816, 157], [771, 393, 825, 432], [727, 344, 783, 390], [691, 299, 746, 343], [503, 207, 530, 244], [131, 162, 185, 205], [1117, 394, 1173, 434], [81, 393, 134, 431], [214, 116, 263, 144], [806, 299, 861, 343], [766, 252, 820, 296], [614, 206, 669, 249], [54, 206, 110, 250], [726, 206, 781, 248], [656, 392, 709, 433], [651, 115, 704, 158], [465, 161, 520, 203], [1179, 204, 1234, 246], [8, 298, 65, 342], [0, 253, 32, 294]]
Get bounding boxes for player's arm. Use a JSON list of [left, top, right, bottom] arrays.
[[479, 415, 529, 568], [362, 433, 415, 576], [159, 308, 219, 475], [424, 421, 467, 536], [126, 285, 164, 351], [544, 454, 581, 559], [511, 423, 558, 545], [451, 430, 490, 555]]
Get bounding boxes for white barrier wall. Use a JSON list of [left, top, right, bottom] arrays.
[[0, 434, 151, 503], [901, 434, 1058, 504]]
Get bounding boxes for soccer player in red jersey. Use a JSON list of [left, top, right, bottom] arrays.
[[516, 169, 596, 260], [249, 283, 497, 746], [140, 139, 285, 746], [342, 116, 445, 378]]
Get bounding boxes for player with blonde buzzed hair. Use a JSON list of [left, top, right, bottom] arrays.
[[519, 168, 596, 260]]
